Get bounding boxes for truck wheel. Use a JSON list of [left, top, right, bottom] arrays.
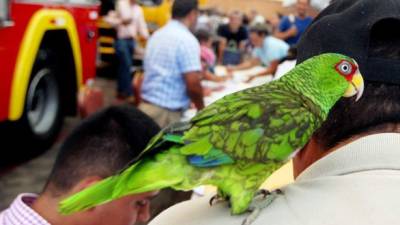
[[3, 51, 64, 162], [24, 67, 62, 145]]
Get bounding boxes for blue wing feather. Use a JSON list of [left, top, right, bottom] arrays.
[[187, 148, 235, 168]]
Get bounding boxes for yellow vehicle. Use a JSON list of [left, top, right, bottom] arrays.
[[141, 0, 172, 32], [97, 0, 207, 66], [142, 0, 208, 31]]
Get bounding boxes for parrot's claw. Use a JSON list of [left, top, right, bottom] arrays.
[[241, 189, 282, 225], [256, 189, 271, 198], [209, 195, 227, 206]]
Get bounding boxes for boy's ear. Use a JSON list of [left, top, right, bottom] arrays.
[[69, 176, 103, 194]]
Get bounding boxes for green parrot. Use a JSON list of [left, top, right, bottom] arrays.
[[59, 53, 364, 219]]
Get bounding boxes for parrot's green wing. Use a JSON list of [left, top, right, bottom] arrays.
[[182, 80, 324, 163], [120, 121, 192, 169]]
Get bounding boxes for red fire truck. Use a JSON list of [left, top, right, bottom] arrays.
[[0, 0, 99, 153]]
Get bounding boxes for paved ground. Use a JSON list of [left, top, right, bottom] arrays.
[[0, 77, 117, 210]]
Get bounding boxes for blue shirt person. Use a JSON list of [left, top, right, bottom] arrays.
[[279, 15, 313, 46], [141, 20, 201, 111], [139, 0, 205, 221], [228, 24, 289, 82], [275, 0, 313, 46], [139, 0, 204, 128], [252, 36, 289, 67]]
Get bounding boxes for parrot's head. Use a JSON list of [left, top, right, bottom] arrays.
[[334, 57, 364, 101], [305, 53, 364, 102]]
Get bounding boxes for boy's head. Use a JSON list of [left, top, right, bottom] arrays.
[[195, 29, 212, 45], [249, 24, 270, 47], [41, 106, 160, 225]]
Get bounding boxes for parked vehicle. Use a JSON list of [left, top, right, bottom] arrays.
[[0, 0, 99, 154]]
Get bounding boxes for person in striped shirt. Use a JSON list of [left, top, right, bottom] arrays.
[[0, 106, 160, 225]]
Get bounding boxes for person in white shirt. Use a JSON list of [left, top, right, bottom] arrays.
[[0, 106, 159, 225], [112, 0, 149, 102], [148, 0, 400, 224]]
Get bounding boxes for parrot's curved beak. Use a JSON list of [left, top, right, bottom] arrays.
[[344, 72, 364, 101]]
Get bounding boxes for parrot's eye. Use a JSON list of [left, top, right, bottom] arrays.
[[335, 60, 357, 78]]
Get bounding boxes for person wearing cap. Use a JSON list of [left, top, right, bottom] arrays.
[[147, 0, 400, 224], [227, 24, 289, 82]]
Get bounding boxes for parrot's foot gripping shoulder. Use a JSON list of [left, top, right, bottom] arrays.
[[209, 194, 229, 206], [241, 189, 283, 225]]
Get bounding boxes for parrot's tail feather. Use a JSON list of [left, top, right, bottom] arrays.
[[59, 149, 187, 215], [59, 176, 118, 215]]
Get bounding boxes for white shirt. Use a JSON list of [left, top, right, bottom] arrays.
[[149, 133, 400, 225], [0, 194, 50, 225], [110, 0, 149, 39]]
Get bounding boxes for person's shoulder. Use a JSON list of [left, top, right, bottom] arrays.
[[239, 25, 248, 33], [149, 194, 300, 225], [280, 16, 291, 24], [266, 36, 288, 46], [218, 24, 229, 33]]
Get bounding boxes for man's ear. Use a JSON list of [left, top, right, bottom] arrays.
[[69, 176, 103, 194]]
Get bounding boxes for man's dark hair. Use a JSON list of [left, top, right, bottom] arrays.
[[172, 0, 198, 19], [314, 18, 400, 150], [195, 29, 211, 43], [249, 23, 270, 36], [44, 106, 160, 196]]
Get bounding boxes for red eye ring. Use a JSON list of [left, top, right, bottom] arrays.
[[335, 60, 358, 81]]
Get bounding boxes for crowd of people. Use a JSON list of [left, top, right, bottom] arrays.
[[4, 0, 400, 224], [108, 0, 314, 127]]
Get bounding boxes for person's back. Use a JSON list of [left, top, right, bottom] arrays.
[[142, 20, 200, 110], [139, 0, 203, 128], [150, 133, 400, 225], [148, 0, 400, 224]]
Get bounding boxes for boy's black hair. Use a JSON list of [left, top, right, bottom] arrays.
[[172, 0, 198, 19], [44, 106, 160, 196], [249, 23, 270, 36], [195, 29, 211, 43]]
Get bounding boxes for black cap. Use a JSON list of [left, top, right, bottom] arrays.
[[297, 0, 400, 84]]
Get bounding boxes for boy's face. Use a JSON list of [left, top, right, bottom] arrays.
[[249, 32, 264, 47], [229, 15, 242, 32], [92, 191, 158, 225]]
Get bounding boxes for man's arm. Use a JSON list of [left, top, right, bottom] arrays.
[[274, 17, 297, 40], [185, 72, 205, 110], [238, 27, 249, 52], [274, 26, 298, 40], [218, 38, 227, 64], [217, 25, 228, 64], [238, 40, 247, 52], [246, 60, 280, 82], [228, 57, 261, 72]]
